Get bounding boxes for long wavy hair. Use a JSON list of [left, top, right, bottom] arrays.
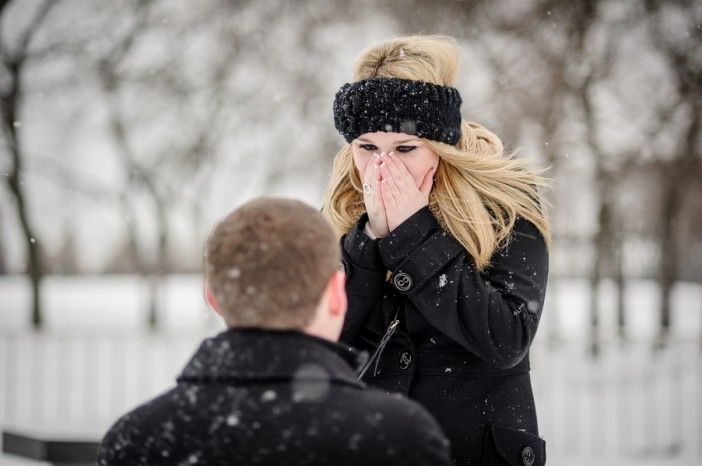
[[322, 35, 553, 272]]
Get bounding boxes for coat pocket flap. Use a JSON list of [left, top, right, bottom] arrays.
[[487, 423, 546, 466]]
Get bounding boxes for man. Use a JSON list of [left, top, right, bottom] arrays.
[[98, 197, 452, 465]]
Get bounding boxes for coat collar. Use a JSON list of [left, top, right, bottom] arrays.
[[177, 327, 367, 389]]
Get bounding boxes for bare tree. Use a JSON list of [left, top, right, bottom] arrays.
[[0, 203, 6, 274], [566, 0, 620, 356], [643, 0, 702, 344], [0, 0, 59, 329], [484, 0, 672, 354], [92, 0, 249, 328]]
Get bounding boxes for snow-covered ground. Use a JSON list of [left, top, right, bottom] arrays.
[[1, 274, 700, 338], [0, 274, 700, 465]]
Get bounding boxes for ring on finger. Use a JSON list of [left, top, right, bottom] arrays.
[[363, 183, 372, 194]]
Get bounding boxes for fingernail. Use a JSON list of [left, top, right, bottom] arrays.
[[373, 152, 380, 160], [388, 151, 393, 158]]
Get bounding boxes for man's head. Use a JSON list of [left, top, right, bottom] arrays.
[[204, 197, 346, 341]]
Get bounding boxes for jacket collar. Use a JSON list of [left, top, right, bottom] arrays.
[[177, 327, 367, 388]]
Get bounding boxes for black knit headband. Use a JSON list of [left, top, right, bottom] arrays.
[[333, 77, 462, 145]]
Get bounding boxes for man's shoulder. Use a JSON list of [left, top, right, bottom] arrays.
[[98, 387, 179, 463], [99, 382, 452, 466], [110, 386, 179, 427]]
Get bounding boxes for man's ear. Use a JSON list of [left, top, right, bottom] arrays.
[[327, 270, 347, 318], [204, 282, 222, 316]]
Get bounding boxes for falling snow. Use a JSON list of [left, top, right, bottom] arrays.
[[261, 390, 277, 402]]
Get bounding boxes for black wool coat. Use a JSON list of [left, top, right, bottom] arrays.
[[339, 206, 549, 466], [98, 328, 453, 466]]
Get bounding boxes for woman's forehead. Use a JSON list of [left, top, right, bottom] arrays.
[[355, 132, 421, 144]]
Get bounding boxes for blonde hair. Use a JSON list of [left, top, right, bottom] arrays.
[[322, 35, 552, 272]]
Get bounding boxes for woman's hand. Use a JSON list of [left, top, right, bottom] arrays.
[[378, 151, 435, 232], [362, 152, 390, 238]]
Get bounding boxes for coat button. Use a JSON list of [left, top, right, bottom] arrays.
[[393, 272, 413, 292], [521, 446, 535, 466], [399, 352, 412, 369]]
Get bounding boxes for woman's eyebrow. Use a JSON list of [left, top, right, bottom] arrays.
[[395, 139, 420, 144]]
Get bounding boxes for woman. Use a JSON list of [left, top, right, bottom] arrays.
[[322, 35, 552, 466]]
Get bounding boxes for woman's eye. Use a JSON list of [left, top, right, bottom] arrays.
[[396, 145, 417, 153], [359, 144, 377, 151]]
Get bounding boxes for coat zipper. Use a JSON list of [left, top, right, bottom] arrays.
[[357, 301, 400, 379]]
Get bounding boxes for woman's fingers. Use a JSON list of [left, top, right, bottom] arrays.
[[373, 161, 384, 205], [385, 152, 415, 189], [374, 176, 385, 210], [380, 178, 397, 209], [363, 154, 376, 186], [419, 166, 435, 195], [373, 154, 384, 183], [378, 160, 402, 199], [374, 152, 434, 233], [363, 153, 385, 210]]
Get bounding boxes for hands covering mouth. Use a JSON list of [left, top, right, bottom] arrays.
[[362, 151, 435, 238]]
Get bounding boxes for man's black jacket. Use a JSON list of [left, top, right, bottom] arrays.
[[98, 328, 453, 465]]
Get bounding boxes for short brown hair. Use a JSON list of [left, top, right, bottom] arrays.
[[205, 197, 340, 329]]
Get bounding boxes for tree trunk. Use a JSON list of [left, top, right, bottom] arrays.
[[613, 226, 626, 342], [589, 189, 613, 357], [588, 213, 601, 357], [1, 67, 44, 329], [147, 193, 169, 332], [0, 0, 58, 328], [657, 173, 681, 346], [0, 205, 6, 274]]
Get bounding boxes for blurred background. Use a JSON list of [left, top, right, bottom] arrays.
[[0, 0, 700, 464]]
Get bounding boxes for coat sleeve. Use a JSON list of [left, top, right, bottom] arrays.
[[377, 206, 549, 369], [338, 213, 388, 343]]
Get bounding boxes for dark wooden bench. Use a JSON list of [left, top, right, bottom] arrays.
[[2, 430, 99, 465]]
